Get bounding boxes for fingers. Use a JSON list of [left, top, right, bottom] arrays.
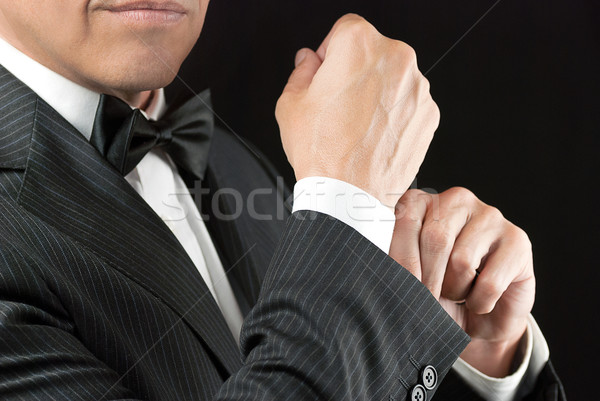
[[390, 189, 430, 280], [282, 48, 322, 95], [465, 225, 533, 314], [441, 209, 504, 301], [393, 186, 535, 324], [419, 197, 469, 299]]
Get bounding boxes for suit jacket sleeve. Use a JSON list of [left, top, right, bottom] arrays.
[[215, 210, 471, 400], [0, 208, 561, 401]]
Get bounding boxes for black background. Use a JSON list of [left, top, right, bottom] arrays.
[[168, 0, 599, 398]]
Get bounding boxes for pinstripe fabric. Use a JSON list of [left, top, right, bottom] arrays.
[[200, 130, 291, 314], [216, 210, 470, 401], [0, 65, 562, 400], [0, 66, 242, 400], [0, 70, 35, 169]]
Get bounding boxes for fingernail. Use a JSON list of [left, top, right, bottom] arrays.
[[295, 49, 308, 67]]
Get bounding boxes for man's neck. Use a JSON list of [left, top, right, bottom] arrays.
[[129, 90, 155, 110], [0, 37, 165, 140]]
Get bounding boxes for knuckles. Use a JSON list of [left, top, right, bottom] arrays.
[[388, 40, 417, 65], [335, 15, 379, 42], [474, 276, 502, 308], [431, 99, 441, 127], [274, 95, 292, 122], [443, 186, 478, 206], [448, 248, 476, 274], [402, 188, 427, 201], [443, 187, 507, 224], [421, 225, 453, 255], [418, 75, 432, 100], [334, 16, 420, 72], [486, 206, 504, 222], [506, 224, 533, 254], [395, 212, 424, 232], [395, 189, 433, 223]]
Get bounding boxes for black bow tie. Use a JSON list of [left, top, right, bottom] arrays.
[[90, 89, 214, 181]]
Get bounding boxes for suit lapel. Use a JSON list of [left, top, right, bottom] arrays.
[[200, 128, 290, 314], [0, 68, 242, 375]]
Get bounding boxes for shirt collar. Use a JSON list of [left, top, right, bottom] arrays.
[[0, 37, 165, 141]]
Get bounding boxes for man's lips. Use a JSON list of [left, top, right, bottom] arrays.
[[104, 1, 186, 13], [98, 1, 187, 23]]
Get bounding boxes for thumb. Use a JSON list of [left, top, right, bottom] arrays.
[[283, 48, 322, 95]]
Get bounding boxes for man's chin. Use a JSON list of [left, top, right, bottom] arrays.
[[79, 73, 175, 107], [86, 61, 181, 97], [120, 73, 178, 94]]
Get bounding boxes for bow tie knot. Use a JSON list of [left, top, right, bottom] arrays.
[[90, 89, 214, 181], [133, 113, 174, 146], [152, 121, 174, 146]]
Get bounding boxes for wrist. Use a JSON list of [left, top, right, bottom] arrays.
[[295, 170, 398, 209], [460, 325, 527, 378]]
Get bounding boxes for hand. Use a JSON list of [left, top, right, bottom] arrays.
[[390, 187, 535, 377], [275, 14, 440, 207]]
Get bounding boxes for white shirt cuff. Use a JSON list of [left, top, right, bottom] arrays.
[[452, 314, 550, 401], [292, 177, 395, 254]]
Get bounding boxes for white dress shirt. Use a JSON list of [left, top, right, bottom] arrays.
[[0, 36, 549, 401]]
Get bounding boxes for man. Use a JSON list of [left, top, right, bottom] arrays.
[[0, 1, 564, 401]]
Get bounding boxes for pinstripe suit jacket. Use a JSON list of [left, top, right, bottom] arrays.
[[0, 66, 564, 400]]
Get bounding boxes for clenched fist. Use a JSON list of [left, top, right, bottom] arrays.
[[391, 187, 535, 377], [276, 14, 440, 207]]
